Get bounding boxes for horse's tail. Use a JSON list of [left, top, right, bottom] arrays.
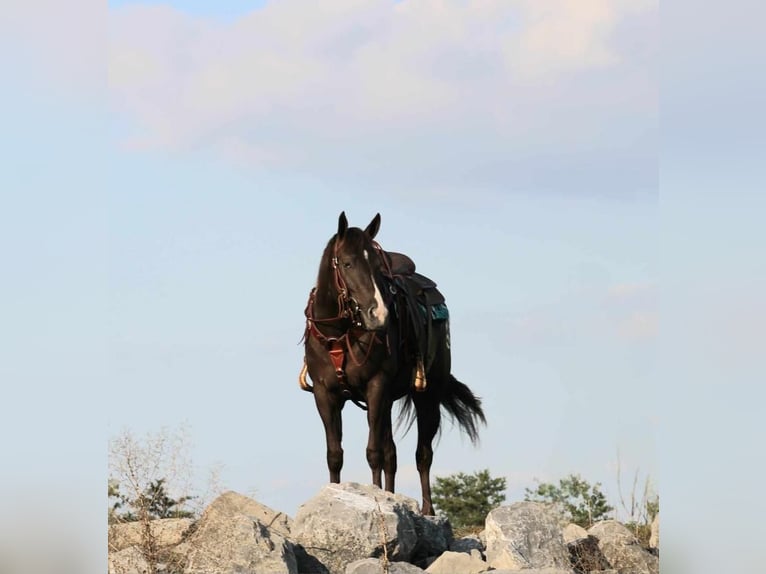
[[397, 375, 486, 444], [440, 375, 486, 444]]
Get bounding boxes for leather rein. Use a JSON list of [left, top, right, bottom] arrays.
[[302, 240, 389, 410]]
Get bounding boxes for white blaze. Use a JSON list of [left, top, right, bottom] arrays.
[[365, 249, 388, 324]]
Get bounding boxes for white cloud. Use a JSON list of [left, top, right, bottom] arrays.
[[617, 310, 658, 341], [607, 282, 655, 300], [108, 0, 657, 190]]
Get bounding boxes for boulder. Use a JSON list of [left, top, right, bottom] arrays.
[[588, 520, 659, 574], [292, 483, 421, 574], [448, 534, 484, 555], [562, 523, 588, 544], [566, 534, 611, 573], [484, 502, 571, 571], [345, 558, 425, 573], [108, 546, 150, 574], [411, 514, 452, 562], [182, 491, 297, 574], [108, 518, 194, 553], [487, 570, 574, 574], [424, 550, 486, 574]]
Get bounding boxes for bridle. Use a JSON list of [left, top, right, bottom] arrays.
[[302, 237, 387, 409]]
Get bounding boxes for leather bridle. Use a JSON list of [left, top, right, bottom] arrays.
[[302, 238, 386, 409]]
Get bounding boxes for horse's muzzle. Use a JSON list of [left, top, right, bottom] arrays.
[[361, 302, 388, 331]]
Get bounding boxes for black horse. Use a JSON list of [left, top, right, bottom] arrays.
[[300, 212, 485, 515]]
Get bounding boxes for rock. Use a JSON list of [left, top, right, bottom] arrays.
[[412, 514, 452, 561], [649, 514, 659, 552], [562, 523, 588, 544], [566, 534, 611, 573], [202, 490, 293, 538], [588, 520, 659, 574], [345, 558, 425, 573], [486, 570, 575, 574], [424, 550, 486, 574], [292, 483, 421, 574], [108, 546, 150, 574], [484, 502, 571, 571], [108, 518, 194, 553], [448, 534, 484, 555], [182, 491, 297, 574]]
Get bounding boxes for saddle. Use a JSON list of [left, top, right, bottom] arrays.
[[380, 250, 448, 379]]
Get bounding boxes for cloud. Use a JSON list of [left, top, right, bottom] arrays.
[[606, 283, 658, 341], [617, 310, 658, 341], [607, 282, 655, 300], [109, 0, 657, 193]]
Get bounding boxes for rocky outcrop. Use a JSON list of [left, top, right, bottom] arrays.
[[484, 502, 571, 570], [108, 546, 150, 574], [448, 534, 483, 555], [181, 491, 297, 574], [561, 522, 611, 573], [106, 486, 659, 574], [345, 558, 425, 573], [424, 550, 486, 574], [292, 483, 448, 574], [588, 520, 659, 574], [108, 518, 194, 553]]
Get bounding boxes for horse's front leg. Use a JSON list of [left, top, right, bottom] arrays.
[[365, 376, 396, 491], [314, 383, 344, 483]]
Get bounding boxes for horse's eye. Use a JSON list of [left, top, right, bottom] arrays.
[[343, 262, 352, 269]]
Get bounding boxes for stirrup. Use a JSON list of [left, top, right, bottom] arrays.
[[298, 357, 313, 392], [414, 359, 427, 392]]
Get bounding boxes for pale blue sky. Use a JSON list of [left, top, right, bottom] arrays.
[[4, 1, 766, 573], [103, 0, 659, 519]]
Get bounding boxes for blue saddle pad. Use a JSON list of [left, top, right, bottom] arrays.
[[418, 302, 449, 322]]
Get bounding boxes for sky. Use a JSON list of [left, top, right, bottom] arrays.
[[104, 0, 659, 519], [3, 1, 766, 573]]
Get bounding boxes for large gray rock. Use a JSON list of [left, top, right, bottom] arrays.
[[566, 534, 612, 573], [345, 558, 425, 573], [424, 550, 486, 574], [292, 483, 421, 574], [412, 514, 452, 561], [108, 518, 194, 553], [448, 534, 484, 555], [108, 546, 150, 574], [588, 520, 658, 574], [561, 523, 588, 544], [484, 502, 571, 571], [487, 570, 575, 574], [182, 491, 297, 574]]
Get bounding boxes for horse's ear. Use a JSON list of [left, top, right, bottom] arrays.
[[337, 211, 348, 241], [364, 213, 381, 239]]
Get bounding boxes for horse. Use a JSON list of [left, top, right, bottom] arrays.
[[300, 211, 485, 515]]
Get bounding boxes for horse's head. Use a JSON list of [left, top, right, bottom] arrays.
[[329, 211, 389, 331]]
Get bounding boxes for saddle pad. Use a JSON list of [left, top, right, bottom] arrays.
[[418, 302, 449, 322]]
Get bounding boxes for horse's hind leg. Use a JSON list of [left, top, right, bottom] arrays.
[[414, 392, 441, 515], [314, 384, 344, 483]]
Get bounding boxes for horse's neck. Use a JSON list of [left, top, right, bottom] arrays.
[[313, 286, 340, 317], [311, 281, 349, 338]]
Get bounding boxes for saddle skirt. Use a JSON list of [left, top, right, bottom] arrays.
[[379, 249, 448, 372]]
